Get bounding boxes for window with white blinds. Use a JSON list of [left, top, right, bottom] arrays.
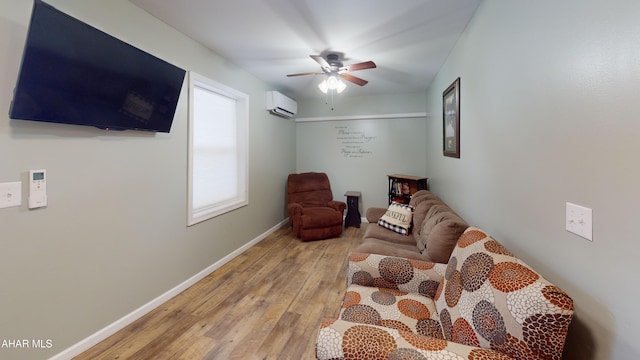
[[188, 72, 248, 226]]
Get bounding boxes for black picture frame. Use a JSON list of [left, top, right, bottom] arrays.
[[443, 77, 460, 158]]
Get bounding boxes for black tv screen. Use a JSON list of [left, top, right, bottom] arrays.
[[9, 0, 186, 133]]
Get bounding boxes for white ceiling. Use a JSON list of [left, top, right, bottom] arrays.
[[130, 0, 482, 100]]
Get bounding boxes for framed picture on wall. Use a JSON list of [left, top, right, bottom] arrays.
[[443, 77, 460, 158]]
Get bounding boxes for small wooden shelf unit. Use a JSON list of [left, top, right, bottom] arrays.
[[387, 174, 428, 205]]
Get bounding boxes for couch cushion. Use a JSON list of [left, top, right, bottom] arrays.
[[356, 238, 425, 261], [363, 222, 417, 246], [425, 203, 460, 222], [414, 204, 468, 264], [424, 220, 468, 263], [377, 202, 414, 236], [408, 190, 438, 207], [412, 199, 446, 238], [434, 227, 574, 359], [339, 284, 444, 338], [416, 204, 462, 251]]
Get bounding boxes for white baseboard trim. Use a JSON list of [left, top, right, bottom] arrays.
[[49, 219, 289, 360]]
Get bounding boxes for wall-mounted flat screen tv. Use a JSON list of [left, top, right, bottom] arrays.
[[9, 0, 186, 133]]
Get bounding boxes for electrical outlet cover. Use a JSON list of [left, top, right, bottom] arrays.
[[0, 181, 22, 209], [566, 202, 593, 241]]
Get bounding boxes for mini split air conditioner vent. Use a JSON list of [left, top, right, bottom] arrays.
[[266, 91, 297, 118]]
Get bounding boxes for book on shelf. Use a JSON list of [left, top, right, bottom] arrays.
[[391, 181, 411, 196]]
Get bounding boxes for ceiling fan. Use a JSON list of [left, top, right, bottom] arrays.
[[287, 53, 376, 89]]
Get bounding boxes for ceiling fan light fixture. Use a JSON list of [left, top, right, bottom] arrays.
[[318, 79, 329, 93], [319, 76, 346, 94], [327, 75, 339, 89], [290, 53, 376, 98]]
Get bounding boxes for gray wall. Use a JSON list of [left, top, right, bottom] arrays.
[[3, 0, 636, 359], [0, 1, 295, 359], [296, 93, 428, 213], [425, 1, 640, 359]]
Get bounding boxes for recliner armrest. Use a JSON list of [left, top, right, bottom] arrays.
[[327, 200, 346, 213], [287, 202, 303, 217], [347, 252, 446, 298]]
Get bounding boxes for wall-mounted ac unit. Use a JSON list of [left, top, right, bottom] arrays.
[[266, 91, 297, 118]]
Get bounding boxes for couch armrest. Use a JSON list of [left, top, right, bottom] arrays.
[[328, 200, 346, 213], [317, 319, 514, 360], [365, 207, 387, 223], [347, 252, 446, 298]]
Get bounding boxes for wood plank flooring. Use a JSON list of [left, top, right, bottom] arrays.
[[73, 224, 364, 360]]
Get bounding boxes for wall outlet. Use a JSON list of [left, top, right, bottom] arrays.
[[566, 202, 592, 241], [0, 181, 22, 209]]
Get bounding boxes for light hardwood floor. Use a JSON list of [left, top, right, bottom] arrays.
[[73, 224, 364, 360]]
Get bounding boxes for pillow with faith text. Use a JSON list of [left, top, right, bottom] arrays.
[[377, 202, 414, 235]]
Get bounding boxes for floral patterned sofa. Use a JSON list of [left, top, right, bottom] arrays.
[[316, 227, 574, 360]]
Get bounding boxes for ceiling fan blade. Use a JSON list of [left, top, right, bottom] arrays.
[[310, 54, 330, 69], [340, 73, 368, 86], [345, 61, 377, 72], [286, 72, 324, 77]]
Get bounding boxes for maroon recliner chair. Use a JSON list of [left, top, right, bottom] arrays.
[[287, 172, 346, 241]]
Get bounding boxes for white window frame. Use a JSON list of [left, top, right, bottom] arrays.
[[187, 71, 249, 226]]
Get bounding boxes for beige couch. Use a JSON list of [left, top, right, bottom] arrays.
[[356, 190, 468, 263], [317, 227, 575, 359]]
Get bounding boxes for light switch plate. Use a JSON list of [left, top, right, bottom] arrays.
[[0, 181, 22, 209], [566, 202, 592, 241]]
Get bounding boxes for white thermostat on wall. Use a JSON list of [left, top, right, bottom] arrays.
[[29, 169, 47, 209]]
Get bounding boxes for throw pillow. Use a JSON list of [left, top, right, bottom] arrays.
[[377, 202, 414, 235]]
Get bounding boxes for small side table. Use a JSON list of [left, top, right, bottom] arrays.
[[344, 191, 361, 228]]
